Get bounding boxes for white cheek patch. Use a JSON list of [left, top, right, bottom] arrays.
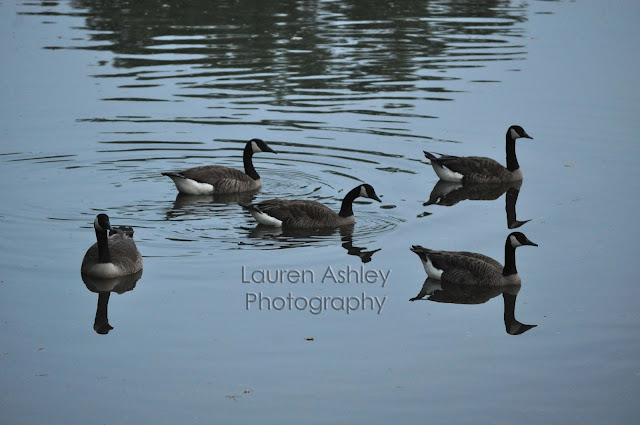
[[360, 186, 367, 198], [510, 128, 520, 140], [509, 235, 523, 247], [251, 141, 262, 153], [94, 217, 108, 231]]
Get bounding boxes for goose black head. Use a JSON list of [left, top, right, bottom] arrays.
[[359, 184, 381, 202], [94, 214, 112, 232], [508, 232, 538, 248], [249, 138, 277, 154], [508, 125, 533, 140]]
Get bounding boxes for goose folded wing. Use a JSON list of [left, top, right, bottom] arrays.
[[180, 165, 253, 184], [258, 200, 338, 226], [437, 156, 506, 176], [429, 251, 503, 286]]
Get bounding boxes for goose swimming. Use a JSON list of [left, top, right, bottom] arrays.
[[410, 232, 537, 286], [81, 214, 143, 278], [239, 184, 381, 228], [162, 138, 276, 195], [423, 125, 533, 183]]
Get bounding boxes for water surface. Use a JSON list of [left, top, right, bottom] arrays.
[[1, 1, 639, 424]]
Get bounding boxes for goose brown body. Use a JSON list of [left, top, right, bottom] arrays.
[[240, 184, 381, 228], [410, 232, 537, 286]]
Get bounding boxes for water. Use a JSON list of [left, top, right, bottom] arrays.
[[1, 1, 639, 423]]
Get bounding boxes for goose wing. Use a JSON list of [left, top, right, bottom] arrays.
[[256, 199, 339, 227], [106, 234, 143, 272], [415, 247, 503, 286], [176, 165, 253, 185], [435, 155, 507, 177]]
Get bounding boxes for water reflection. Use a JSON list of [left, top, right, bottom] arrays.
[[27, 0, 529, 126], [244, 224, 380, 263], [410, 279, 536, 335], [81, 270, 143, 335], [423, 180, 530, 228], [165, 191, 259, 220]]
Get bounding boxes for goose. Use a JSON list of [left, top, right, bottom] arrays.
[[239, 184, 381, 228], [162, 138, 276, 195], [81, 214, 143, 278], [423, 125, 533, 183], [410, 232, 537, 286]]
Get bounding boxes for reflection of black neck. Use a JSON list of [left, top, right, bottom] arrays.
[[94, 292, 113, 334], [341, 232, 380, 263], [505, 186, 530, 229], [506, 131, 519, 172], [243, 143, 259, 180], [503, 292, 517, 324], [503, 292, 536, 335], [503, 240, 517, 276], [96, 229, 111, 263], [338, 186, 361, 218]]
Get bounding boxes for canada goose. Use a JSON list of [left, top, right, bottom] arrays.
[[410, 232, 537, 286], [239, 184, 381, 228], [162, 138, 276, 195], [81, 214, 143, 278], [423, 125, 533, 183]]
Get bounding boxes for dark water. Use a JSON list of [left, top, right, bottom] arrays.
[[1, 1, 639, 424]]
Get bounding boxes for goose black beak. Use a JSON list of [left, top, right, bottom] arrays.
[[372, 194, 381, 202], [265, 146, 277, 154], [523, 132, 533, 139]]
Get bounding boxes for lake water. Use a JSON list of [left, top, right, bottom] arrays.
[[1, 1, 639, 424]]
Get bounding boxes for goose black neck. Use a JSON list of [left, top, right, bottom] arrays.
[[502, 239, 518, 276], [506, 131, 519, 172], [95, 228, 111, 263], [243, 143, 260, 180], [338, 186, 361, 218]]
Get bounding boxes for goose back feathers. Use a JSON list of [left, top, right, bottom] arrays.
[[424, 125, 532, 183], [240, 184, 381, 228], [162, 138, 276, 195], [81, 214, 143, 278]]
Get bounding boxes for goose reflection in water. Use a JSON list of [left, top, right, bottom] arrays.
[[245, 224, 380, 263], [423, 180, 530, 229], [81, 270, 142, 335], [165, 190, 258, 221], [410, 280, 536, 335]]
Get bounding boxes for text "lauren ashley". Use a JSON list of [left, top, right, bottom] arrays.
[[241, 265, 391, 287]]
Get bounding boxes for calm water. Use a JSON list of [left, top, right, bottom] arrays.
[[1, 0, 639, 424]]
